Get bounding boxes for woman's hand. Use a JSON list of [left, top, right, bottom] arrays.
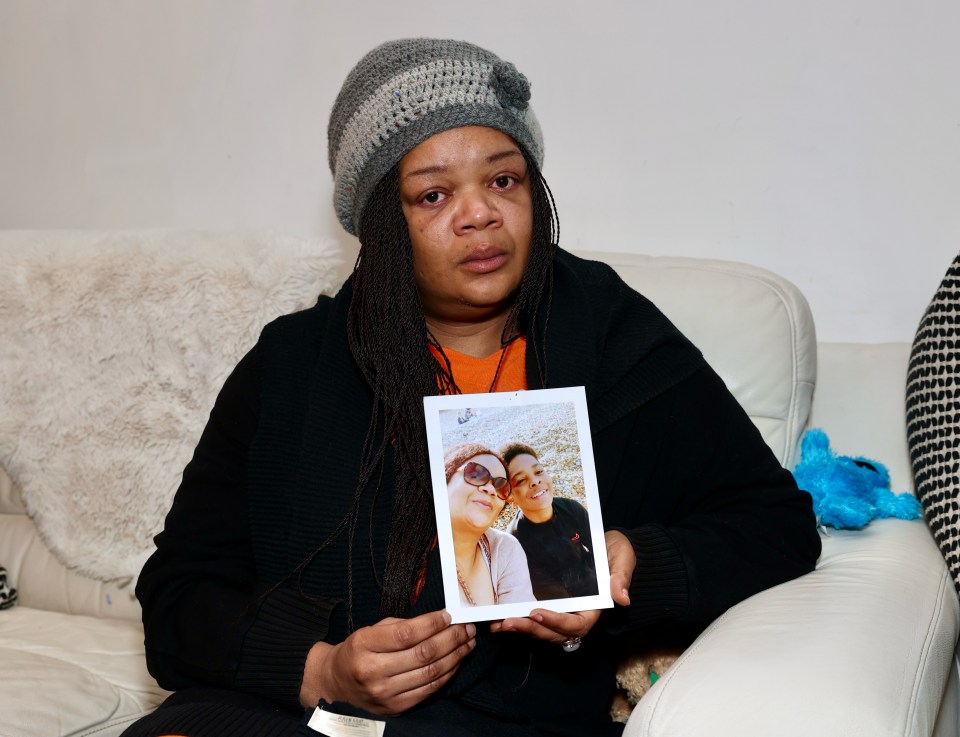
[[490, 608, 601, 644], [605, 529, 637, 606], [489, 530, 637, 644], [300, 610, 476, 716]]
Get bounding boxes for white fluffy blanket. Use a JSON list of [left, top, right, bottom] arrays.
[[0, 230, 342, 583]]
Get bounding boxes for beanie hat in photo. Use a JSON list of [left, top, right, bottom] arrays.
[[328, 38, 544, 236]]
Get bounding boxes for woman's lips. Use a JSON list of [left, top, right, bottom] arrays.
[[461, 247, 507, 274], [472, 498, 494, 510]]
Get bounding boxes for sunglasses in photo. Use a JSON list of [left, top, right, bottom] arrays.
[[459, 461, 511, 500]]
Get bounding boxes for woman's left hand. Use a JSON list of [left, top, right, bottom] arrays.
[[604, 529, 637, 606], [490, 608, 600, 645], [490, 531, 638, 644]]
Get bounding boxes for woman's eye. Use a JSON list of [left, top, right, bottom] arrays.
[[422, 191, 443, 205], [493, 175, 515, 189]]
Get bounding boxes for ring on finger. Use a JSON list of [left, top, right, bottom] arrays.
[[561, 636, 581, 653]]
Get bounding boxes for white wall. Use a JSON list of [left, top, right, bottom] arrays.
[[1, 0, 958, 343]]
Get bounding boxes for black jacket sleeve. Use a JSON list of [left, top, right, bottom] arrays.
[[135, 346, 344, 708], [598, 365, 821, 631]]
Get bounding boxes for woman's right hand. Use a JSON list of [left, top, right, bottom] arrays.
[[299, 609, 477, 716]]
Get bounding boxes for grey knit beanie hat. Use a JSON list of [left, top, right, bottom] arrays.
[[328, 38, 545, 236]]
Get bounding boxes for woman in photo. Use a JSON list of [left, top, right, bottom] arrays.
[[444, 443, 535, 607], [125, 38, 820, 737]]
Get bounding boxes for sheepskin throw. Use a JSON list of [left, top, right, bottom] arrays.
[[0, 230, 342, 582]]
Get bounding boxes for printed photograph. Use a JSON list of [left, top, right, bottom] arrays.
[[424, 387, 613, 623]]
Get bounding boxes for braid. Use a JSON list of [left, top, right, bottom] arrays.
[[512, 153, 559, 386], [345, 168, 435, 619], [341, 152, 558, 620]]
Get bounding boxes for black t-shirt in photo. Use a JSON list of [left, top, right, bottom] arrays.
[[507, 497, 599, 600]]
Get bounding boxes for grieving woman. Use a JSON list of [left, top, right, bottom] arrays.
[[123, 38, 820, 737]]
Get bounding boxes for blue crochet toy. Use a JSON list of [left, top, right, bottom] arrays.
[[793, 429, 923, 529]]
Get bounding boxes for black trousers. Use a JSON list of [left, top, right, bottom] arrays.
[[120, 687, 307, 737]]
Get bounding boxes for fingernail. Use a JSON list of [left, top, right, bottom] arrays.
[[442, 610, 452, 624], [533, 613, 543, 623], [466, 623, 477, 637], [490, 622, 501, 633]]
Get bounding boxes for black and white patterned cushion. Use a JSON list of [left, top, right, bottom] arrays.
[[0, 566, 17, 610], [906, 254, 960, 595]]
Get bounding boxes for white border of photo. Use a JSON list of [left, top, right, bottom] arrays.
[[424, 386, 613, 624]]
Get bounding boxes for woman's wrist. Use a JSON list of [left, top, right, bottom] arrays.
[[300, 640, 337, 708]]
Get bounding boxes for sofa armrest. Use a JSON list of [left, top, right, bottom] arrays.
[[626, 519, 958, 737], [0, 515, 141, 620], [580, 252, 816, 469]]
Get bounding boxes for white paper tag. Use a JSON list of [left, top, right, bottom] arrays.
[[307, 706, 386, 737]]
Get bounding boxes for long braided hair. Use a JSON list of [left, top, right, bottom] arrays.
[[341, 149, 558, 620]]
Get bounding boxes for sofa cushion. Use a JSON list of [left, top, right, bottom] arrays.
[[0, 607, 168, 737], [0, 231, 342, 585], [0, 648, 137, 737], [907, 253, 960, 594], [807, 342, 915, 494]]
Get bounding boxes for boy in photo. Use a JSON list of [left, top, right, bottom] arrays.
[[501, 442, 599, 600]]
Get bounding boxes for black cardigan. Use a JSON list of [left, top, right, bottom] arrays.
[[131, 249, 820, 737]]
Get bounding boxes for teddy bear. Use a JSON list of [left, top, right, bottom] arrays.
[[792, 428, 922, 529], [610, 647, 683, 723]]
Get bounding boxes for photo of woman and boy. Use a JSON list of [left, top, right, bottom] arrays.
[[430, 391, 607, 619]]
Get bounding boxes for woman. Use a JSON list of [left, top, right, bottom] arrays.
[[125, 38, 820, 737], [444, 443, 535, 607]]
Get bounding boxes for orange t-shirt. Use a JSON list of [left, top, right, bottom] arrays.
[[430, 336, 528, 393]]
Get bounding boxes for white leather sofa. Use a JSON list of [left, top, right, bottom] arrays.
[[0, 233, 956, 737], [606, 254, 960, 737]]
